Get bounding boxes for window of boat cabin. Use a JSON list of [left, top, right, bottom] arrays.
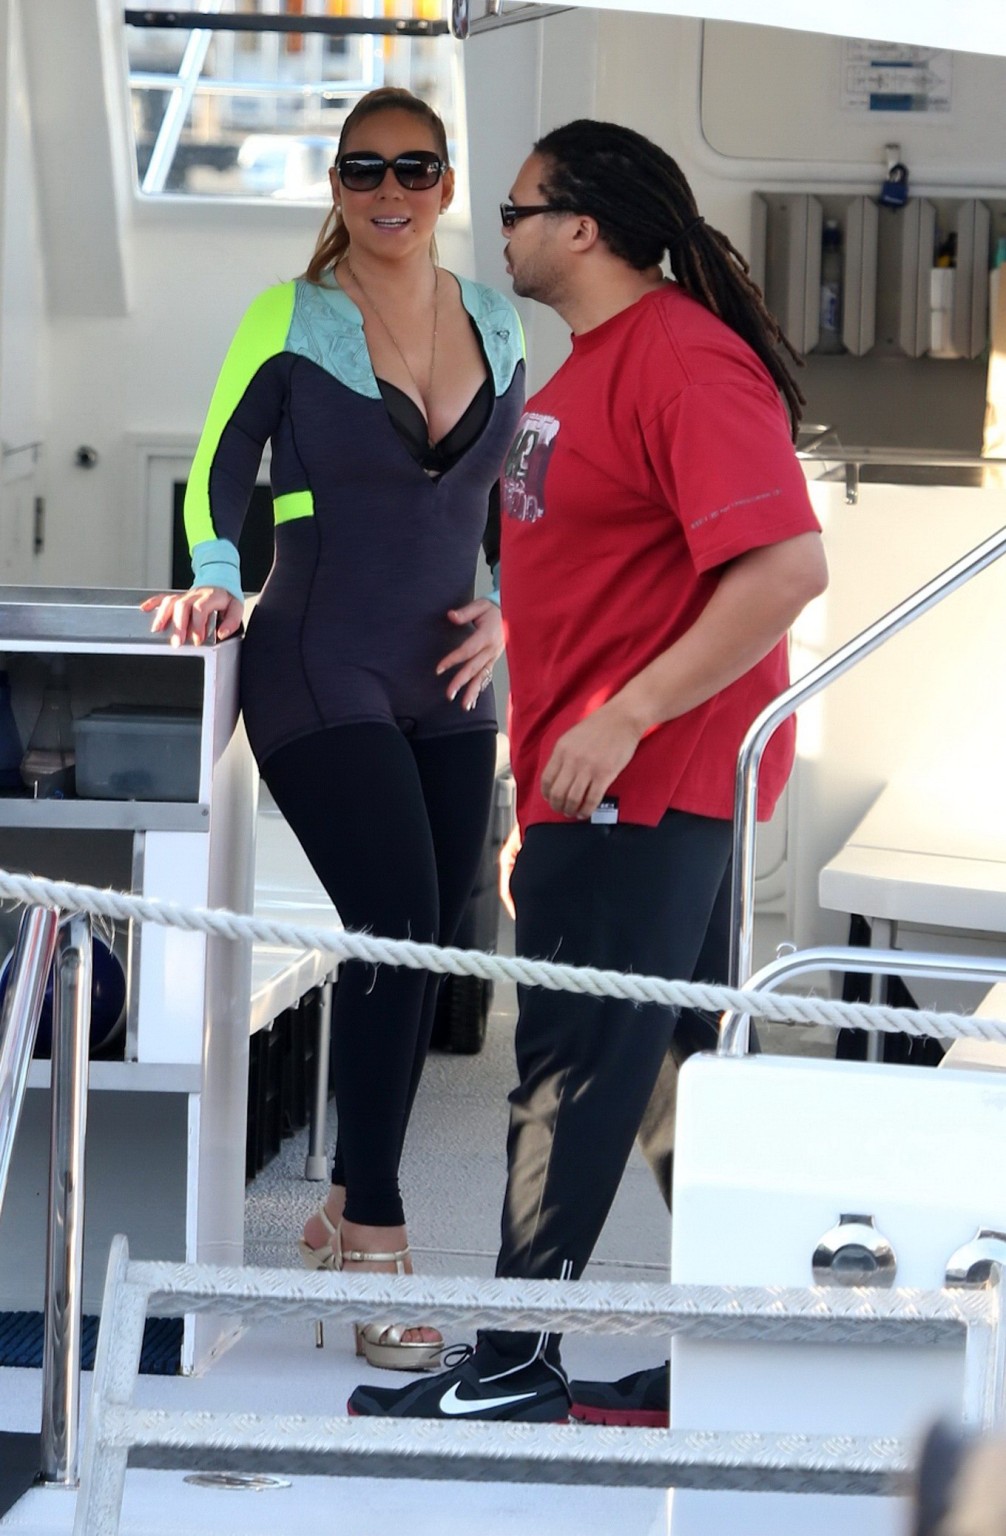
[[124, 1, 464, 207]]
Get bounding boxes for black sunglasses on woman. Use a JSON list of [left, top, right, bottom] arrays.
[[337, 151, 447, 191]]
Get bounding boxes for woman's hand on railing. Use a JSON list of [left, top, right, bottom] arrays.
[[141, 587, 244, 648]]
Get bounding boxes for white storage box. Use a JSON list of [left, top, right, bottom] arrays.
[[75, 706, 201, 801]]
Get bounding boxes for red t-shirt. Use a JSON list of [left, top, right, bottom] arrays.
[[500, 284, 821, 832]]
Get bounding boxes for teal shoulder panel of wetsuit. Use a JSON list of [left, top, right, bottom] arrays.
[[287, 274, 524, 399], [286, 278, 378, 396], [454, 277, 525, 395], [184, 281, 297, 592]]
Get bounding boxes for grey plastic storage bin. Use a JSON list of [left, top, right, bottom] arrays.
[[75, 706, 202, 801]]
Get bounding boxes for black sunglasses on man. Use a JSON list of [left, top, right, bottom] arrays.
[[500, 202, 571, 230]]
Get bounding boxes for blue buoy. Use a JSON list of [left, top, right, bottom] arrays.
[[0, 934, 127, 1058]]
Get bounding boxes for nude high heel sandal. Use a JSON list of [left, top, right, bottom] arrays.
[[342, 1242, 443, 1372], [297, 1205, 342, 1271], [297, 1212, 441, 1370]]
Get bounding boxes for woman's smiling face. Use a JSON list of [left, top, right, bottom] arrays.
[[329, 108, 454, 261]]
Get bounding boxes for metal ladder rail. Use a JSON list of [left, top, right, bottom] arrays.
[[728, 520, 1006, 990], [74, 1238, 1006, 1534], [0, 905, 93, 1490]]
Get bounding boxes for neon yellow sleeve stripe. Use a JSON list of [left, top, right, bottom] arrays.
[[273, 490, 315, 525], [184, 282, 297, 550]]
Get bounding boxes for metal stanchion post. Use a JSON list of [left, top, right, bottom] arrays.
[[40, 913, 92, 1487], [0, 904, 60, 1515], [304, 976, 333, 1181]]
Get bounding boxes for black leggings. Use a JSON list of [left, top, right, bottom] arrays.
[[262, 723, 496, 1227]]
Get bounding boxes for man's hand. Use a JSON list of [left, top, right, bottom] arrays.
[[540, 702, 643, 820], [499, 823, 522, 919]]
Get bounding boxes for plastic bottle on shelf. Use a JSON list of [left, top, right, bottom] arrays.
[[935, 230, 958, 268], [929, 229, 958, 358], [990, 235, 1006, 342], [816, 219, 845, 354], [0, 668, 23, 795], [20, 657, 76, 799], [985, 237, 1006, 467]]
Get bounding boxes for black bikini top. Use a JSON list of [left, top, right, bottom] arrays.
[[377, 376, 495, 476]]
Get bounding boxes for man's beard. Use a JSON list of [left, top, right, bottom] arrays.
[[510, 258, 561, 307]]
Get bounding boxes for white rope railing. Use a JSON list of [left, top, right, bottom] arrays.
[[1, 865, 1004, 1043]]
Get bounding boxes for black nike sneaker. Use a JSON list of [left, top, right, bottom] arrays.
[[348, 1342, 571, 1423], [568, 1361, 670, 1427]]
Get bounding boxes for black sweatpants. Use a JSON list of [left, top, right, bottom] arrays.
[[486, 809, 732, 1364], [635, 863, 745, 1209], [262, 722, 496, 1227]]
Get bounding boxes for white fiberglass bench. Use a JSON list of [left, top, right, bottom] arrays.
[[819, 769, 1006, 956], [817, 767, 1006, 1069]]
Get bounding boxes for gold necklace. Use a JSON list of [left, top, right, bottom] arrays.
[[345, 261, 440, 408]]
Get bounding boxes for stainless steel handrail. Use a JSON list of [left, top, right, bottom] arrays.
[[0, 904, 92, 1490], [41, 914, 92, 1486], [0, 907, 59, 1209], [727, 521, 1006, 992], [719, 945, 1006, 1057], [799, 447, 999, 469], [798, 447, 1005, 505]]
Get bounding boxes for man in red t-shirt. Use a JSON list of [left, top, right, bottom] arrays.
[[349, 120, 827, 1426]]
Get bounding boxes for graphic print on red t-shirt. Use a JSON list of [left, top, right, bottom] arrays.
[[501, 411, 560, 524]]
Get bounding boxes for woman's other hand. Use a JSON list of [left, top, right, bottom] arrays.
[[498, 823, 521, 920], [140, 587, 245, 648], [436, 597, 504, 712]]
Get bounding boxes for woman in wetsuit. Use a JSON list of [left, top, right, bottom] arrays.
[[145, 88, 525, 1371]]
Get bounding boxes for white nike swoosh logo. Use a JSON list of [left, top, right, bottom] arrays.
[[438, 1383, 538, 1416]]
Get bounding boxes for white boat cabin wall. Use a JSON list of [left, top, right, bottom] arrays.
[[2, 1, 1006, 984]]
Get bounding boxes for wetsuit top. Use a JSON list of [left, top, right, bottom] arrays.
[[183, 275, 525, 765]]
